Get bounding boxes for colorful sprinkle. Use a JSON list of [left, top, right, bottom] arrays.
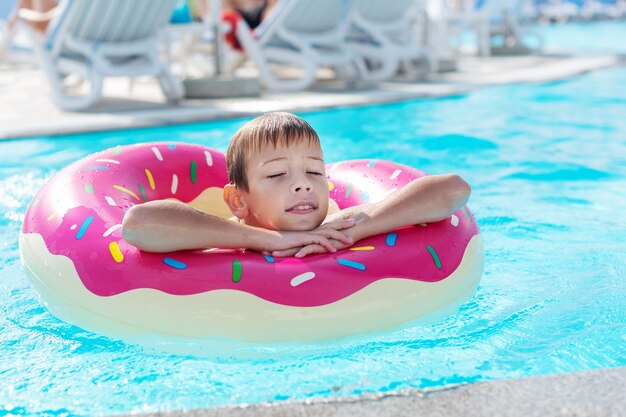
[[84, 184, 94, 194], [367, 160, 378, 168], [205, 150, 213, 166], [104, 195, 116, 206], [451, 214, 459, 227], [109, 241, 124, 263], [163, 257, 186, 269], [390, 169, 401, 180], [171, 174, 178, 194], [360, 191, 369, 202], [350, 246, 375, 251], [151, 147, 163, 161], [168, 143, 176, 150], [111, 146, 122, 156], [138, 183, 147, 201], [426, 245, 442, 269], [75, 216, 94, 240], [232, 260, 242, 282], [113, 185, 140, 201], [385, 233, 398, 246], [70, 224, 77, 230], [338, 259, 366, 271], [264, 255, 275, 263], [190, 161, 197, 184], [327, 180, 334, 191], [96, 158, 120, 164], [345, 183, 353, 199], [145, 169, 155, 190], [290, 271, 315, 287], [83, 166, 109, 171], [103, 224, 122, 237], [47, 211, 58, 222]]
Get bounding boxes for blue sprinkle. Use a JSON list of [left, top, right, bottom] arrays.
[[338, 259, 366, 271], [83, 166, 109, 171], [264, 255, 275, 263], [360, 191, 369, 202], [168, 143, 176, 150], [367, 160, 377, 168], [385, 233, 398, 247], [75, 216, 94, 240], [163, 257, 187, 269]]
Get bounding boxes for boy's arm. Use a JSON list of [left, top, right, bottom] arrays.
[[122, 200, 354, 253], [274, 174, 471, 257]]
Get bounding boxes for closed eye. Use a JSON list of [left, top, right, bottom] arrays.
[[267, 173, 285, 179], [307, 171, 323, 176]]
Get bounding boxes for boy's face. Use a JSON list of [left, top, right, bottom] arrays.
[[238, 141, 329, 231]]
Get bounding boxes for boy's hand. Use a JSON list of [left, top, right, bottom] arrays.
[[269, 218, 356, 258]]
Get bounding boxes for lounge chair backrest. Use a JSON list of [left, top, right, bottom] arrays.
[[256, 0, 349, 42], [46, 0, 177, 53], [351, 0, 415, 22]]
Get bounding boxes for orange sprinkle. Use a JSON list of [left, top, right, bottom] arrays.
[[350, 246, 375, 251], [145, 169, 155, 190], [113, 185, 140, 201], [109, 241, 124, 263]]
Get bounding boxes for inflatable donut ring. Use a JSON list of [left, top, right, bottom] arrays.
[[20, 142, 484, 342]]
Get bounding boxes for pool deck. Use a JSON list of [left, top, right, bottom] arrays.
[[1, 50, 625, 140], [121, 366, 626, 417]]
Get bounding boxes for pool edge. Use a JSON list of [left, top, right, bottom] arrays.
[[119, 366, 626, 417]]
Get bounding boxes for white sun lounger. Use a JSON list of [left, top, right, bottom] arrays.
[[233, 0, 365, 91], [25, 0, 183, 111], [345, 0, 436, 82]]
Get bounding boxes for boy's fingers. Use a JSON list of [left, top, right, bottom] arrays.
[[272, 248, 299, 257], [321, 229, 353, 245], [295, 244, 326, 258]]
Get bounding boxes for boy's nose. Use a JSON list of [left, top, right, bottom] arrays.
[[291, 177, 312, 194]]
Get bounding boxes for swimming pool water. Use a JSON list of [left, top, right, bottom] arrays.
[[2, 33, 626, 417]]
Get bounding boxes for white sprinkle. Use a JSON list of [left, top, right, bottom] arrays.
[[205, 150, 213, 166], [389, 169, 401, 180], [419, 223, 427, 227], [385, 187, 398, 195], [104, 195, 116, 206], [451, 214, 459, 227], [70, 224, 77, 230], [152, 147, 163, 161], [290, 271, 316, 287], [95, 158, 120, 164], [103, 224, 122, 237], [171, 174, 178, 194]]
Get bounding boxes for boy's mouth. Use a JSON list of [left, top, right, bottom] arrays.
[[286, 201, 317, 214]]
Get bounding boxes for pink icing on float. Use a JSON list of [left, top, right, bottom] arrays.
[[20, 143, 484, 342]]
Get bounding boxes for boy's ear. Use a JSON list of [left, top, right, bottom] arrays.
[[223, 184, 249, 219]]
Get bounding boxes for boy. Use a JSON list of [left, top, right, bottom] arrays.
[[122, 112, 471, 257]]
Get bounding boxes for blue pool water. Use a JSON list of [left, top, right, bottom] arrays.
[[2, 28, 626, 417]]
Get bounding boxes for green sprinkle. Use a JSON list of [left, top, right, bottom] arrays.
[[461, 206, 471, 220], [232, 260, 242, 283], [190, 160, 197, 184], [84, 184, 94, 194], [138, 183, 147, 201], [111, 146, 121, 155], [345, 183, 353, 199], [426, 245, 442, 269]]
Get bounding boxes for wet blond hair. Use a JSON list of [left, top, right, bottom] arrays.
[[226, 112, 321, 191]]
